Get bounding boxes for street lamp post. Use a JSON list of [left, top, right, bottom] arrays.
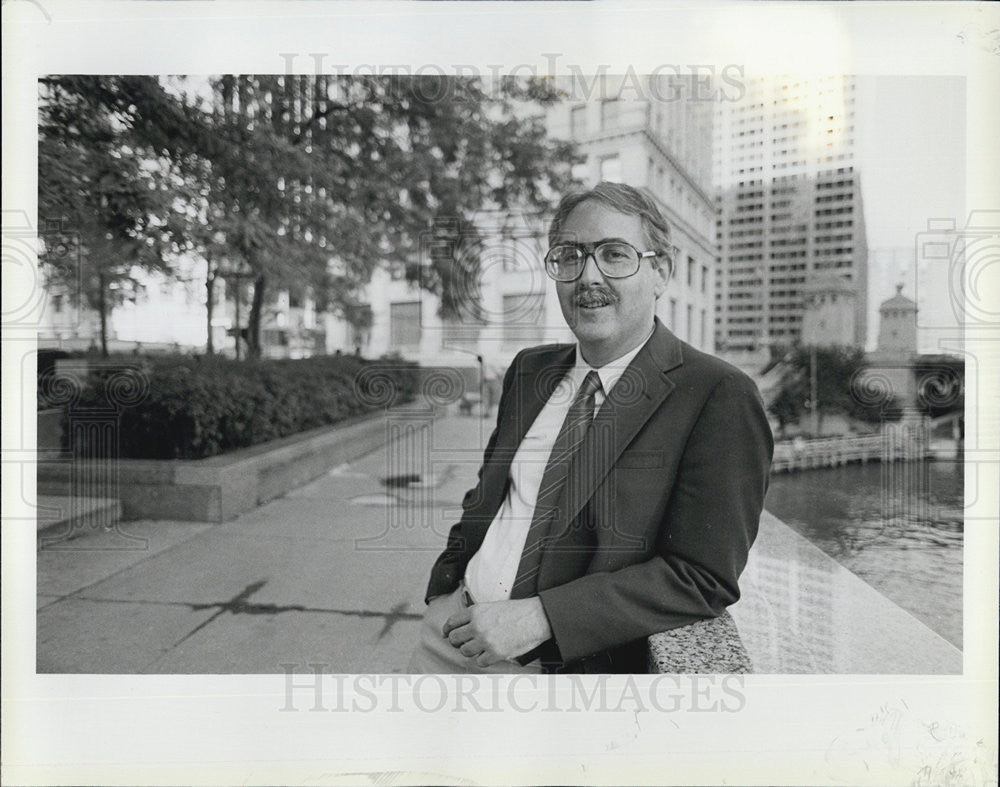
[[809, 344, 819, 437]]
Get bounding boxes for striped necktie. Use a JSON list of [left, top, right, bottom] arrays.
[[509, 370, 602, 599]]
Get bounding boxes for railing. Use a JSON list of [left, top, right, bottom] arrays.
[[771, 422, 930, 474]]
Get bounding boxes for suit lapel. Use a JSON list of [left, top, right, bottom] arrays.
[[476, 343, 576, 523], [554, 319, 684, 533], [507, 343, 576, 453]]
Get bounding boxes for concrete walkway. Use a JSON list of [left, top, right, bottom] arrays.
[[36, 410, 501, 674]]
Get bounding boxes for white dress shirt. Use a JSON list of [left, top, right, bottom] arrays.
[[464, 324, 655, 604]]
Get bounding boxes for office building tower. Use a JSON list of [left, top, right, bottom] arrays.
[[714, 75, 867, 354]]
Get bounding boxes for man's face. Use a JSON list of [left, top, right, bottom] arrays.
[[553, 200, 668, 365]]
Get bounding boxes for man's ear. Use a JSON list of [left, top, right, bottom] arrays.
[[652, 262, 669, 299]]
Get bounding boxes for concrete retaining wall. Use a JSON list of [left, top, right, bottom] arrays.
[[37, 408, 424, 523], [731, 511, 962, 673]]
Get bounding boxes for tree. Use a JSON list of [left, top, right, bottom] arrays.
[[153, 140, 242, 357], [38, 77, 196, 356], [38, 75, 581, 359], [196, 75, 580, 356], [768, 369, 809, 434], [768, 345, 900, 436]]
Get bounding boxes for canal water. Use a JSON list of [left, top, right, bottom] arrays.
[[763, 459, 963, 648]]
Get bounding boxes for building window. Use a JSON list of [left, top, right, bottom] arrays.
[[687, 255, 696, 287], [570, 105, 587, 138], [670, 298, 677, 331], [701, 265, 709, 293], [686, 304, 693, 342], [700, 308, 706, 346], [599, 154, 622, 183], [442, 319, 480, 350], [501, 236, 533, 273], [390, 301, 422, 349]]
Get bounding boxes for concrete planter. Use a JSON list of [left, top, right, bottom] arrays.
[[37, 407, 436, 523]]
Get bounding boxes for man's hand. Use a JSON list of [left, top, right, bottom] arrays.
[[442, 598, 552, 668]]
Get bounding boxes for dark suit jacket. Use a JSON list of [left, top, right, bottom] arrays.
[[424, 318, 774, 673]]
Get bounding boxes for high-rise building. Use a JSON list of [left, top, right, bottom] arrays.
[[713, 75, 868, 354]]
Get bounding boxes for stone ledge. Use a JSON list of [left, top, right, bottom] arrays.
[[731, 511, 962, 674], [37, 404, 441, 523], [645, 510, 962, 675], [646, 611, 752, 673]]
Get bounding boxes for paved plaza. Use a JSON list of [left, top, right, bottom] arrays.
[[36, 412, 499, 673]]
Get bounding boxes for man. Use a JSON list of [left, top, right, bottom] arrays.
[[409, 182, 773, 674]]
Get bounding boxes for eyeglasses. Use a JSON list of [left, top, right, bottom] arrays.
[[544, 242, 659, 282]]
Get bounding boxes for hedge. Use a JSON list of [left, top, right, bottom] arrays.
[[44, 354, 419, 460]]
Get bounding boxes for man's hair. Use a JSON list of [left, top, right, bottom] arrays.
[[547, 181, 676, 278]]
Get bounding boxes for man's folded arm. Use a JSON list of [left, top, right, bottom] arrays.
[[535, 370, 774, 665]]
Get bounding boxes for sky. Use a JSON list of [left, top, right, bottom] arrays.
[[853, 75, 967, 351], [854, 75, 966, 250]]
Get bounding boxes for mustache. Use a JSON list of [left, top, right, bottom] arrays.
[[573, 286, 617, 307]]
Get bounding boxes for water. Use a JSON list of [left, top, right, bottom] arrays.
[[764, 459, 963, 648]]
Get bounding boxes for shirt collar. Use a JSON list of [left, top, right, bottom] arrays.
[[572, 322, 655, 395]]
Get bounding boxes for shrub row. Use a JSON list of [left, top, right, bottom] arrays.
[[50, 354, 418, 460]]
